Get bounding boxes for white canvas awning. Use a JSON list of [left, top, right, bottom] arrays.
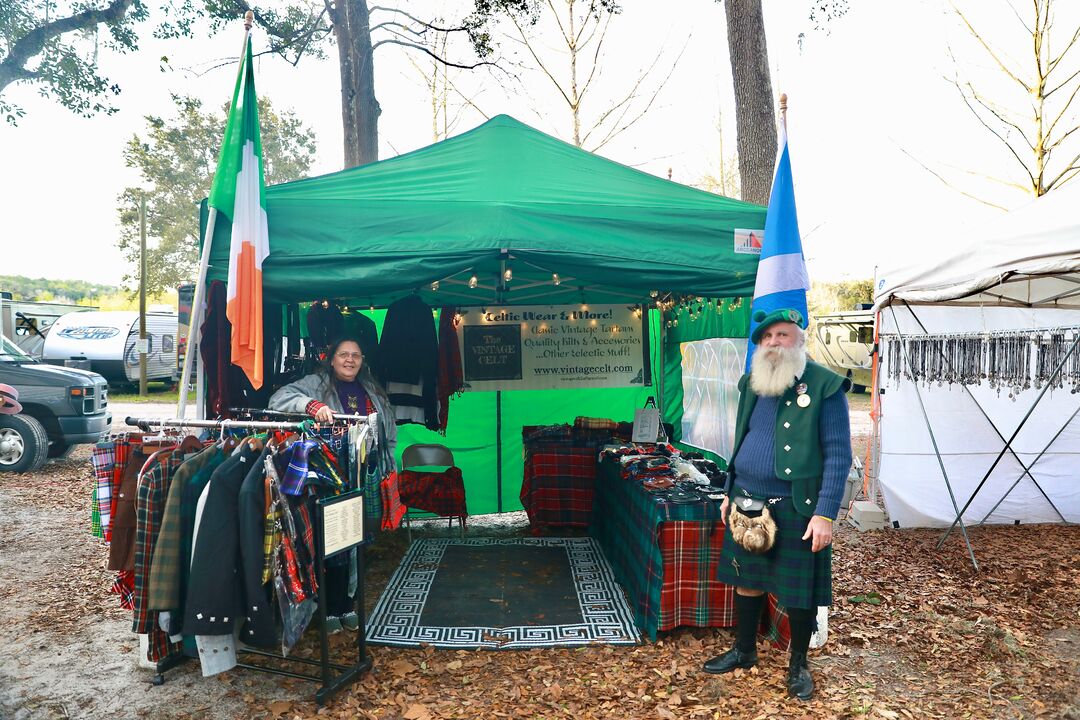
[[874, 183, 1080, 309]]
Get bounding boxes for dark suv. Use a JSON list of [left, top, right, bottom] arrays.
[[0, 334, 111, 472]]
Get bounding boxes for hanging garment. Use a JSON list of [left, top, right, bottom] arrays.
[[90, 442, 115, 540], [108, 443, 150, 572], [238, 444, 277, 647], [306, 300, 344, 354], [341, 310, 381, 380], [201, 281, 233, 418], [132, 443, 192, 663], [184, 442, 262, 636], [147, 444, 223, 613], [380, 295, 439, 429], [436, 307, 464, 433]]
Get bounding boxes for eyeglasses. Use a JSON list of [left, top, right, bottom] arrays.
[[334, 351, 363, 360]]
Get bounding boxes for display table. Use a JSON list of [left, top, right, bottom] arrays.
[[520, 444, 599, 530], [519, 423, 629, 531], [590, 457, 790, 645]]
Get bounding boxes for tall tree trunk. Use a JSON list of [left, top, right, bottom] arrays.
[[724, 0, 776, 206], [333, 0, 379, 168]]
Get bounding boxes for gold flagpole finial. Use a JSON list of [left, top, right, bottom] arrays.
[[779, 92, 788, 132], [244, 10, 254, 30]]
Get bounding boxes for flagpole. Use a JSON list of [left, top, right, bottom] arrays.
[[779, 92, 787, 133], [176, 10, 255, 419]]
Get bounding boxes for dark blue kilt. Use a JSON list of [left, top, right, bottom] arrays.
[[715, 493, 832, 610]]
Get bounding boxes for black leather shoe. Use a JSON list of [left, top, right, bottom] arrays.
[[702, 646, 758, 674], [787, 652, 814, 700]]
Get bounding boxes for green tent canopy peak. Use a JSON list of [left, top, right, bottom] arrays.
[[201, 114, 765, 308]]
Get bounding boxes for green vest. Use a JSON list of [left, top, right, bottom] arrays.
[[729, 360, 850, 518]]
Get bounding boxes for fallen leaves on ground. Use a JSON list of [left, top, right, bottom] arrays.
[[3, 447, 1078, 720]]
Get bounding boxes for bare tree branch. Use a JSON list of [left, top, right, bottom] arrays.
[[1045, 76, 1080, 139], [577, 10, 614, 103], [588, 38, 687, 153], [965, 81, 1035, 151], [506, 11, 574, 108], [371, 38, 496, 70], [895, 142, 1011, 209], [949, 0, 1031, 92], [369, 6, 471, 34], [1045, 147, 1080, 190], [1047, 164, 1080, 190], [951, 75, 1036, 183]]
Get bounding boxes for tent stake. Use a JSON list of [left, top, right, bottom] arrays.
[[887, 305, 979, 570]]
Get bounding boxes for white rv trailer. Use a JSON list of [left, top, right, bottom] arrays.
[[42, 310, 178, 384], [812, 308, 874, 392]]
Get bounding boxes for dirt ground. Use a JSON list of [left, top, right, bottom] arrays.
[[2, 400, 1078, 720]]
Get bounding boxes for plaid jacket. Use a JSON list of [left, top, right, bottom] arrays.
[[132, 449, 184, 662], [147, 445, 222, 611]]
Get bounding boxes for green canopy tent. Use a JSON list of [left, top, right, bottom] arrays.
[[198, 114, 765, 513]]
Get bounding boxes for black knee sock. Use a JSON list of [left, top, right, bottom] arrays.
[[734, 593, 765, 652], [786, 607, 816, 657]]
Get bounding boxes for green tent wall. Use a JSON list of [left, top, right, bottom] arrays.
[[199, 115, 765, 514]]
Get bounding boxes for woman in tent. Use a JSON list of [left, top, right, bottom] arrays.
[[268, 336, 397, 631], [269, 335, 397, 464]]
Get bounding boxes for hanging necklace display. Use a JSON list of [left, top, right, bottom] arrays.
[[883, 326, 1079, 395]]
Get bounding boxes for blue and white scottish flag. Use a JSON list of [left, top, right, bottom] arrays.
[[745, 129, 810, 369]]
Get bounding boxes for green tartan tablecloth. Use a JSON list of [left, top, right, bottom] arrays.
[[590, 458, 789, 646]]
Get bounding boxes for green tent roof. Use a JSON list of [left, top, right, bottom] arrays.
[[203, 114, 765, 306]]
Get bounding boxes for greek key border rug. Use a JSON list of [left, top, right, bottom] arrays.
[[366, 537, 641, 649]]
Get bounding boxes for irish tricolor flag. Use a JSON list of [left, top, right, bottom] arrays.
[[209, 33, 268, 389]]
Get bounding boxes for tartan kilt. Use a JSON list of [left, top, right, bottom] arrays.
[[715, 494, 832, 610]]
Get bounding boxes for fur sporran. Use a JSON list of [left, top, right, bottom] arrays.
[[727, 495, 777, 554]]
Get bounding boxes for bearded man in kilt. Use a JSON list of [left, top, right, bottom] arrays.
[[703, 308, 852, 701]]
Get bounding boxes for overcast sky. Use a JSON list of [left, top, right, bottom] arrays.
[[2, 0, 1071, 288]]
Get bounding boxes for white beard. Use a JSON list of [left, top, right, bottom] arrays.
[[749, 344, 808, 397]]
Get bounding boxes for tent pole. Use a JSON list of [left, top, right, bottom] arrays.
[[177, 207, 218, 419], [887, 305, 979, 570], [938, 332, 1080, 546], [901, 300, 1070, 525], [657, 309, 665, 418], [977, 402, 1080, 525], [495, 390, 503, 513]]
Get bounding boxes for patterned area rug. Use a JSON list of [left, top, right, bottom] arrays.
[[366, 537, 641, 649]]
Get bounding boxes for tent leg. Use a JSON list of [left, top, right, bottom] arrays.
[[887, 306, 979, 570], [901, 301, 1071, 525], [977, 402, 1080, 524], [937, 333, 1080, 548]]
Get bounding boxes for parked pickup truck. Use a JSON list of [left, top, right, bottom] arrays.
[[0, 333, 111, 472]]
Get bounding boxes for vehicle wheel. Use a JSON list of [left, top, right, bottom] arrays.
[[0, 414, 49, 473], [48, 441, 76, 459]]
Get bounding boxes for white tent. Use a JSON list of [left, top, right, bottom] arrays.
[[871, 185, 1080, 542]]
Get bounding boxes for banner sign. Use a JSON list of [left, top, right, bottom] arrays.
[[457, 303, 649, 391]]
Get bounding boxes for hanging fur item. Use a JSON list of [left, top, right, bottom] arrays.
[[727, 494, 777, 554]]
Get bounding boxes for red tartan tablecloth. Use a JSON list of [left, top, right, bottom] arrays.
[[520, 445, 599, 530]]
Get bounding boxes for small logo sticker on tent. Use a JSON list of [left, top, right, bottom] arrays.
[[734, 228, 764, 255]]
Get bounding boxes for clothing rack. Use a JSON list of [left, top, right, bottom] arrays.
[[125, 413, 379, 435], [227, 407, 372, 424], [123, 415, 374, 704]]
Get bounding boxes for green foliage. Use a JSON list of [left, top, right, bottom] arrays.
[[808, 279, 874, 317], [0, 0, 148, 125], [116, 93, 317, 297], [0, 274, 118, 303]]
